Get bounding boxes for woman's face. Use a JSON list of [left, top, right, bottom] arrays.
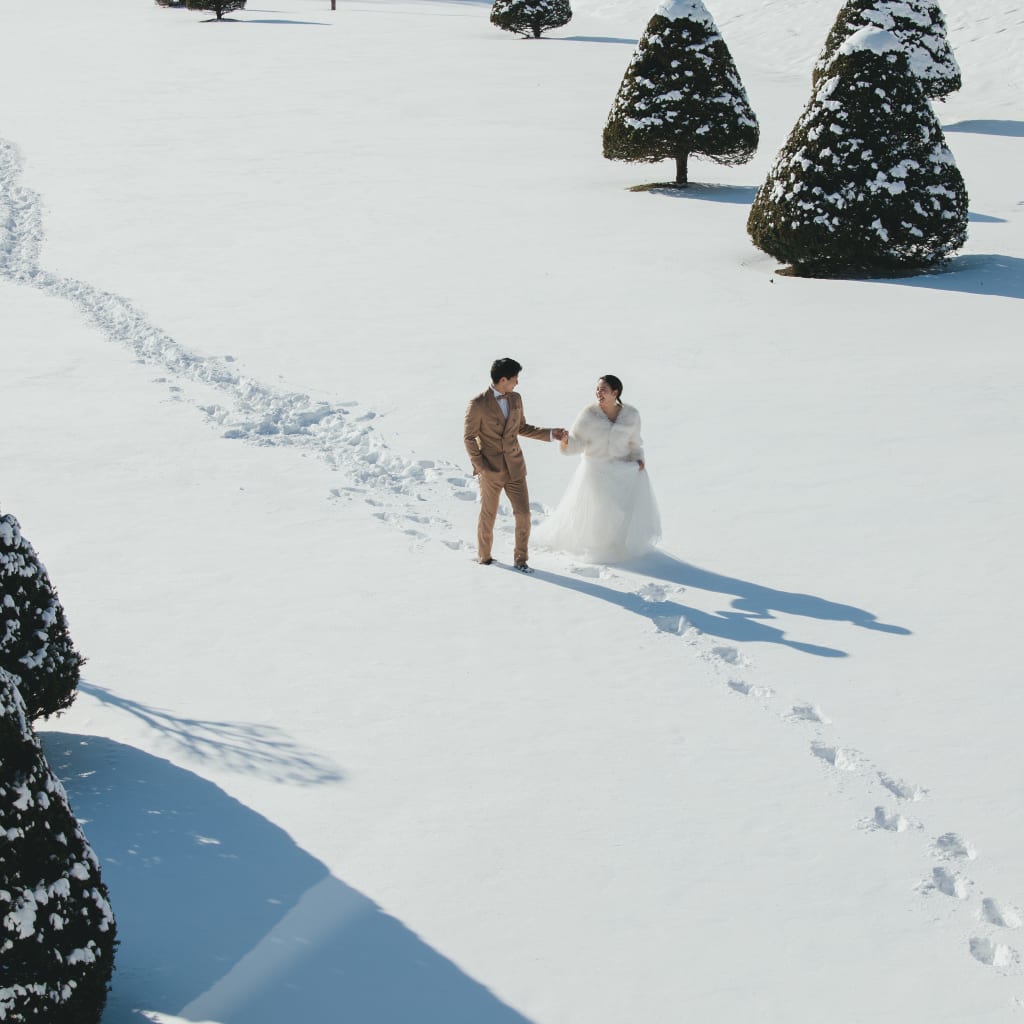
[[595, 379, 618, 404]]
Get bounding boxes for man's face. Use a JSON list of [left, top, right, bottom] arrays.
[[494, 375, 519, 395]]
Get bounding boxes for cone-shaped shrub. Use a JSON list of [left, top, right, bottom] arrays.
[[185, 0, 247, 18], [490, 0, 571, 38], [813, 0, 960, 99], [0, 514, 83, 723], [0, 667, 117, 1023], [603, 0, 758, 185], [747, 28, 968, 276]]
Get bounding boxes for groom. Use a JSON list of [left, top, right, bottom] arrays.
[[464, 358, 566, 572]]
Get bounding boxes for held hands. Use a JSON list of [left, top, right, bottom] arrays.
[[551, 428, 568, 442]]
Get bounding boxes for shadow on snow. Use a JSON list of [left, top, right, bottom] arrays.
[[554, 34, 639, 44], [78, 681, 343, 786], [943, 119, 1024, 138], [867, 254, 1024, 300], [634, 182, 760, 205], [41, 733, 535, 1024], [512, 550, 910, 658]]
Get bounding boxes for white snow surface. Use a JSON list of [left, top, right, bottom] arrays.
[[839, 25, 904, 56], [653, 0, 714, 26], [2, 0, 1024, 1021]]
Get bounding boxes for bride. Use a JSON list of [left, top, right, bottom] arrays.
[[535, 374, 661, 563]]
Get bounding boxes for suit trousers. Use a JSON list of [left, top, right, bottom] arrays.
[[477, 474, 531, 564]]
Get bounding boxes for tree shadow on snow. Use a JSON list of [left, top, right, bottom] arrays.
[[943, 119, 1024, 138], [631, 182, 760, 205], [518, 550, 910, 658], [41, 733, 535, 1024], [866, 254, 1024, 300], [235, 7, 333, 21], [238, 18, 334, 25], [78, 680, 343, 786], [554, 35, 640, 44]]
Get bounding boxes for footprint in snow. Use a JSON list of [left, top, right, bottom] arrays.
[[866, 805, 913, 832], [728, 679, 774, 699], [981, 898, 1023, 929], [712, 645, 742, 665], [810, 742, 859, 771], [788, 703, 831, 724], [969, 936, 1017, 968], [932, 832, 977, 861], [879, 773, 928, 802], [924, 866, 971, 900]]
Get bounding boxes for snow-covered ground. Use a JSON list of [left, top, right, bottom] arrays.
[[2, 0, 1023, 1019]]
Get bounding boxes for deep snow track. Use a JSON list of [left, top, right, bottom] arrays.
[[0, 136, 472, 544], [3, 132, 1021, 1001]]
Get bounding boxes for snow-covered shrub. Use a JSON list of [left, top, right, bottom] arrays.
[[813, 0, 961, 99], [490, 0, 571, 38], [603, 0, 758, 185], [0, 514, 83, 723], [0, 667, 117, 1024], [746, 27, 967, 276], [185, 0, 247, 19]]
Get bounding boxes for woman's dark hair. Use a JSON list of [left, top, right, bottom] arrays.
[[600, 374, 624, 405]]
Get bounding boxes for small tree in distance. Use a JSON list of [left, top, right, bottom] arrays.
[[603, 0, 758, 186], [185, 0, 247, 19], [814, 0, 961, 99], [490, 0, 571, 39], [747, 27, 968, 276]]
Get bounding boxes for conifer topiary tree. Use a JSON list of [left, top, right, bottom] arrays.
[[746, 27, 968, 276], [0, 667, 117, 1024], [490, 0, 571, 38], [185, 0, 247, 19], [603, 0, 758, 186], [0, 514, 84, 723], [813, 0, 960, 99]]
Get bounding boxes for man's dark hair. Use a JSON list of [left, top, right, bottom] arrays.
[[490, 358, 523, 384]]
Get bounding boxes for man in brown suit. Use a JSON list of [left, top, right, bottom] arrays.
[[464, 358, 566, 572]]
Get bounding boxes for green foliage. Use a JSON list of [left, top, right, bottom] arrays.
[[814, 0, 960, 99], [185, 0, 247, 18], [0, 669, 117, 1024], [747, 34, 967, 275], [0, 514, 83, 723], [603, 0, 757, 184], [490, 0, 571, 38]]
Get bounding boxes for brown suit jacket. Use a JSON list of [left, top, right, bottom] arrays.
[[464, 388, 551, 483]]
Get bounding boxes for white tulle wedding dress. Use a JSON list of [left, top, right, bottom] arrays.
[[535, 402, 661, 563]]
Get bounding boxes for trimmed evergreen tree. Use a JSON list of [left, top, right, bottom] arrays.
[[0, 668, 117, 1024], [185, 0, 247, 19], [490, 0, 571, 38], [0, 514, 84, 723], [747, 27, 968, 276], [603, 0, 758, 186], [813, 0, 961, 99]]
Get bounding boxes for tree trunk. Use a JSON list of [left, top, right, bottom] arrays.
[[674, 154, 688, 186]]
